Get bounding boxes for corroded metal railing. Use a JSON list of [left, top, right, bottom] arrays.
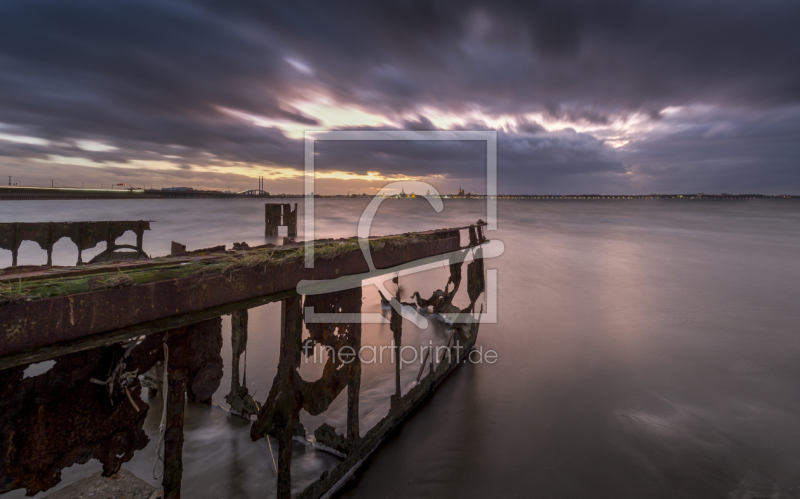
[[0, 220, 150, 266]]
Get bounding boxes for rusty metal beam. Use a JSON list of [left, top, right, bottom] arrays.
[[0, 231, 461, 360]]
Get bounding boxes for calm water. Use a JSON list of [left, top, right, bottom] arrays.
[[2, 199, 800, 498]]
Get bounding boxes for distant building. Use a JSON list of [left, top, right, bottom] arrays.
[[161, 187, 193, 191]]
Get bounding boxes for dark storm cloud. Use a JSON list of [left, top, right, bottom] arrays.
[[252, 0, 800, 114], [622, 105, 800, 193], [0, 0, 318, 127], [0, 0, 798, 192]]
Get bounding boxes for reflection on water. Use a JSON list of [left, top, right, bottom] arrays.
[[2, 199, 800, 498]]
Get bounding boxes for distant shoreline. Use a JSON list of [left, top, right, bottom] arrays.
[[0, 186, 797, 201]]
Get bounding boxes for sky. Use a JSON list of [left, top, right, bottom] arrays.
[[0, 0, 798, 195]]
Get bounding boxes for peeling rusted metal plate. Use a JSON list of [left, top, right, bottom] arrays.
[[0, 345, 150, 496]]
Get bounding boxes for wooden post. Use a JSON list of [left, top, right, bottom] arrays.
[[277, 430, 293, 499], [285, 203, 298, 238], [346, 302, 361, 449], [468, 226, 478, 246], [225, 309, 257, 417], [265, 204, 280, 237], [347, 366, 361, 448], [159, 318, 222, 499], [276, 296, 303, 499], [163, 362, 187, 499], [390, 300, 402, 410], [230, 309, 247, 390]]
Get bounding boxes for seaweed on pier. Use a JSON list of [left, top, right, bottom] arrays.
[[94, 269, 135, 290], [0, 232, 447, 305], [0, 279, 32, 305]]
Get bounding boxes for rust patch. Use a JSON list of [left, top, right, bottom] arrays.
[[0, 345, 150, 496]]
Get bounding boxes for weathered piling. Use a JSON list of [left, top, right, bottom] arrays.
[[159, 318, 223, 498], [284, 203, 298, 238], [163, 363, 186, 499], [264, 204, 282, 237], [264, 203, 297, 238]]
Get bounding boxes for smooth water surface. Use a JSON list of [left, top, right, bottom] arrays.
[[2, 198, 799, 498]]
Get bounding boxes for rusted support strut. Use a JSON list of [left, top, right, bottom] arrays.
[[163, 364, 187, 499], [159, 317, 224, 498], [226, 309, 260, 418]]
